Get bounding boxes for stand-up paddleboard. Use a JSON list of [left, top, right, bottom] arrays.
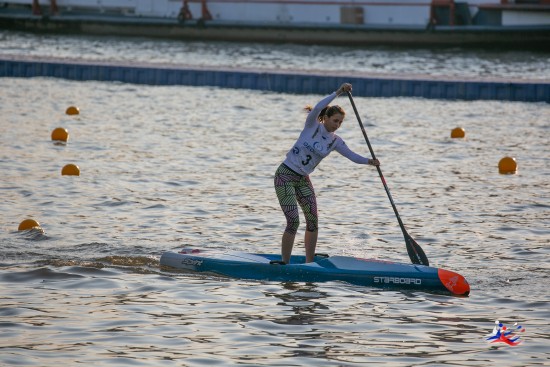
[[160, 249, 470, 296]]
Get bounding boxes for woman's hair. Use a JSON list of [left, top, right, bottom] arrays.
[[304, 105, 345, 122]]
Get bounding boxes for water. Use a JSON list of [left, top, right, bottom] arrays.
[[1, 31, 550, 366], [1, 30, 550, 81]]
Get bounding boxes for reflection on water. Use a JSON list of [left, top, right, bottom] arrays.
[[267, 282, 331, 326], [0, 76, 549, 366]]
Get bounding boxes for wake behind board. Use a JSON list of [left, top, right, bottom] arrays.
[[160, 248, 470, 296]]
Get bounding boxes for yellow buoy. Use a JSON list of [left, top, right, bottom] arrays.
[[18, 219, 41, 231], [66, 106, 80, 115], [62, 164, 80, 176], [451, 127, 465, 138], [51, 127, 69, 142], [499, 157, 518, 174]]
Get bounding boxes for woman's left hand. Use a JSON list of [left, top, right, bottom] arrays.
[[369, 159, 380, 166], [336, 83, 352, 95]]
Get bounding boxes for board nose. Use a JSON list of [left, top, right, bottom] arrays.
[[438, 268, 470, 296]]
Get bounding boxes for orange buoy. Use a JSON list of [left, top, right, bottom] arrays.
[[62, 164, 80, 176], [451, 127, 465, 138], [499, 157, 517, 174], [51, 127, 69, 142], [18, 219, 41, 231], [66, 106, 80, 115]]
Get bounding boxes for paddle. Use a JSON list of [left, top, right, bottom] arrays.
[[346, 91, 430, 266]]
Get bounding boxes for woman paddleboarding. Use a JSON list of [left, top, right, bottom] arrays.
[[274, 83, 380, 264]]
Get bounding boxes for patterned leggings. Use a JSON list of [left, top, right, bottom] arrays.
[[274, 163, 318, 235]]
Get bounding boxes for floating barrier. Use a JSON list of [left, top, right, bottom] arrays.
[[1, 58, 548, 103]]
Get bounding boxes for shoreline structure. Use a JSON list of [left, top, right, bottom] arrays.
[[0, 0, 549, 48]]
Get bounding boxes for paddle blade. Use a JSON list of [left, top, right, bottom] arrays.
[[405, 234, 429, 266]]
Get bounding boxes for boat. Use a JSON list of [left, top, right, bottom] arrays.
[[1, 0, 549, 48], [160, 248, 471, 296]]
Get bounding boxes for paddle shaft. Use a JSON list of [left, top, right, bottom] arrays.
[[346, 91, 429, 265], [346, 92, 406, 233]]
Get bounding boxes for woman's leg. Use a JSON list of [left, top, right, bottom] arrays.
[[296, 176, 319, 263], [304, 229, 318, 263], [274, 165, 301, 263], [281, 231, 295, 264]]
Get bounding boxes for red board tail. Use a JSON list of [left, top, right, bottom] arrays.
[[438, 268, 470, 296]]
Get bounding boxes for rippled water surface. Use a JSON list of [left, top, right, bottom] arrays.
[[1, 32, 549, 366], [1, 30, 550, 81]]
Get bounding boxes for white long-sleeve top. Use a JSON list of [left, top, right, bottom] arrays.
[[283, 92, 371, 176]]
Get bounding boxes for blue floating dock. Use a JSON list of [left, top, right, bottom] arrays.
[[1, 57, 548, 102]]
